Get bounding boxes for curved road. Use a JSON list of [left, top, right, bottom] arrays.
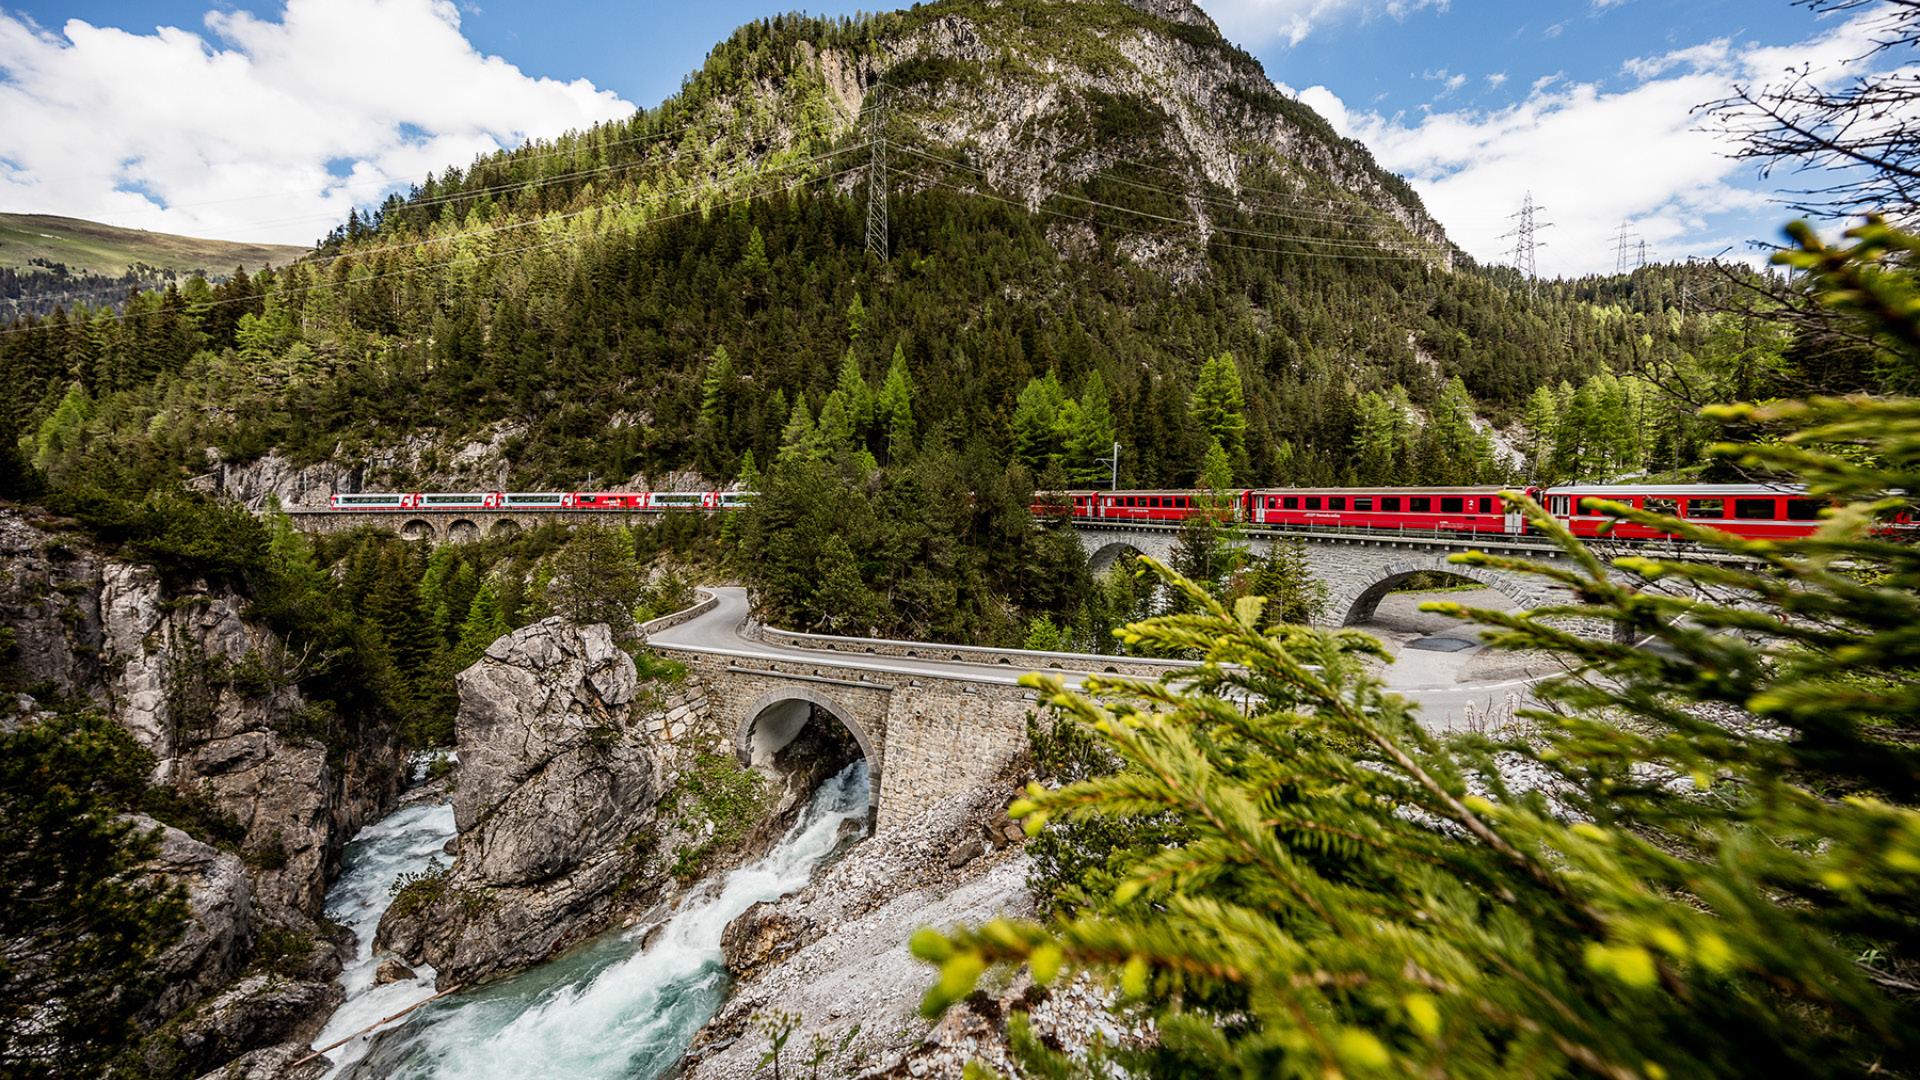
[[648, 587, 1119, 688], [649, 587, 1553, 728]]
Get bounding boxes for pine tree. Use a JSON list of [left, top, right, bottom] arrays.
[[454, 578, 510, 667], [1012, 370, 1067, 470], [31, 381, 91, 484], [777, 391, 823, 465], [1522, 383, 1560, 483], [1059, 371, 1116, 485], [877, 342, 915, 462], [834, 346, 875, 441], [695, 345, 737, 477], [1190, 352, 1248, 479], [1349, 389, 1398, 484]]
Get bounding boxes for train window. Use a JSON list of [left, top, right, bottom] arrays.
[[1735, 498, 1775, 520], [1787, 499, 1822, 521], [1480, 498, 1494, 514], [1330, 497, 1346, 510], [1283, 497, 1299, 510], [1440, 497, 1464, 514], [1381, 497, 1401, 512], [1409, 497, 1431, 513], [1354, 497, 1374, 511], [1646, 497, 1678, 515], [1688, 498, 1724, 518], [1305, 497, 1322, 510]]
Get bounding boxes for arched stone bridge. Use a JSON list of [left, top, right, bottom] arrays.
[[284, 508, 678, 544], [1071, 522, 1623, 630], [643, 588, 1207, 832]]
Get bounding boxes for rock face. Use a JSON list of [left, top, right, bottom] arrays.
[[0, 505, 401, 1073], [378, 618, 669, 982], [139, 816, 255, 1021]]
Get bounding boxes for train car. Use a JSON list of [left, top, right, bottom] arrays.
[[330, 493, 414, 510], [718, 491, 756, 509], [648, 491, 721, 510], [563, 492, 650, 510], [1543, 484, 1827, 540], [1244, 486, 1528, 535], [1050, 489, 1223, 524]]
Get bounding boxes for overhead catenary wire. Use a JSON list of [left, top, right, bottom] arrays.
[[892, 143, 1447, 257]]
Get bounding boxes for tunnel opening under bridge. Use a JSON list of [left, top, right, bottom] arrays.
[[736, 688, 877, 830]]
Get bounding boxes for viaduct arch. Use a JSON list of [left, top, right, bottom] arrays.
[[736, 687, 882, 822]]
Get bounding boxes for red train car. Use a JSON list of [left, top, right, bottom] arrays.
[[1243, 486, 1530, 535], [1044, 489, 1223, 523], [1542, 484, 1827, 540]]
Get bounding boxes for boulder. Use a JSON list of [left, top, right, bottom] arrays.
[[137, 816, 254, 1021], [721, 901, 817, 979], [375, 957, 417, 985]]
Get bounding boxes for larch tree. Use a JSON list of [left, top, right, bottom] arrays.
[[1191, 352, 1248, 478]]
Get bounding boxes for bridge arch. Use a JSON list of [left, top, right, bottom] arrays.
[[1087, 540, 1146, 575], [447, 518, 481, 544], [399, 518, 436, 542], [488, 518, 521, 538], [1333, 558, 1544, 627], [736, 687, 880, 820]]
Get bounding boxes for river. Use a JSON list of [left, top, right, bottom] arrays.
[[311, 760, 871, 1079]]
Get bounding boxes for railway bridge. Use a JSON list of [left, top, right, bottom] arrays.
[[285, 507, 654, 544], [642, 587, 1208, 831], [1068, 521, 1607, 627]]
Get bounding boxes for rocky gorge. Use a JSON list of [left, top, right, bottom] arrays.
[[0, 504, 404, 1078]]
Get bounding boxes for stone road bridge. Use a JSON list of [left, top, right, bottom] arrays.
[[643, 587, 1209, 832]]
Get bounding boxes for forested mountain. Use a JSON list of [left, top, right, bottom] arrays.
[[0, 0, 1786, 642], [0, 213, 305, 321]]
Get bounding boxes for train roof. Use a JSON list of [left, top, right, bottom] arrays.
[[1544, 483, 1808, 496], [1244, 486, 1516, 496]]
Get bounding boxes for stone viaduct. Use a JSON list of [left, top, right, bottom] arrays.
[[640, 589, 1206, 832], [286, 508, 645, 545], [1071, 522, 1609, 628]]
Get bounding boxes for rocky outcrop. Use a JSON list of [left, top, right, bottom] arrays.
[[139, 817, 255, 1021], [0, 504, 401, 1072], [187, 421, 525, 511], [377, 618, 670, 982]]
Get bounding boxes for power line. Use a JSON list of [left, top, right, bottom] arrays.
[[892, 144, 1447, 256], [865, 84, 888, 262]]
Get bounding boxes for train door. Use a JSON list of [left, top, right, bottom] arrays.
[[1504, 501, 1523, 534]]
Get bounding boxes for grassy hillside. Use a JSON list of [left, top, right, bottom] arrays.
[[0, 213, 306, 277]]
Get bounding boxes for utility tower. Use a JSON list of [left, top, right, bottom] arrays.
[[1498, 191, 1551, 297], [1635, 238, 1649, 270], [1610, 220, 1640, 275], [865, 84, 888, 262]]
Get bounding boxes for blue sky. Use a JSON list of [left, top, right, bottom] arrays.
[[0, 0, 1892, 274]]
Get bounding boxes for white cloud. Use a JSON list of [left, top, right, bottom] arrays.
[[1197, 0, 1448, 48], [0, 0, 634, 246], [1295, 12, 1895, 275], [1486, 72, 1508, 89]]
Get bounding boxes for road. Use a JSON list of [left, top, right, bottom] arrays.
[[649, 587, 1556, 728]]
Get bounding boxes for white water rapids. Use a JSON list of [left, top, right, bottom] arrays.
[[313, 760, 871, 1080]]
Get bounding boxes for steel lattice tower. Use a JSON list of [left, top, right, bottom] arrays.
[[1499, 191, 1550, 297], [1611, 220, 1641, 275], [865, 85, 888, 262]]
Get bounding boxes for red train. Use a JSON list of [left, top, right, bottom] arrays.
[[1035, 483, 1853, 542], [328, 491, 754, 511]]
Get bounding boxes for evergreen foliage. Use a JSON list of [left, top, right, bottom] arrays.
[[912, 221, 1920, 1078]]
